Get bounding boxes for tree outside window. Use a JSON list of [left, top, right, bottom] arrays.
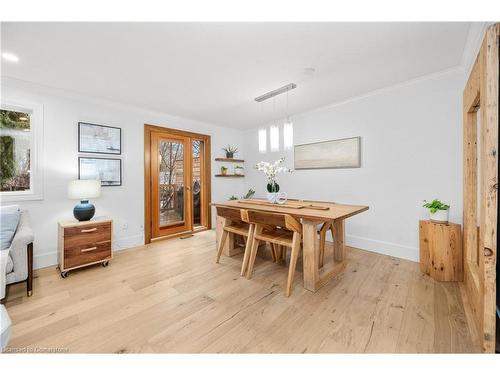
[[0, 109, 31, 192]]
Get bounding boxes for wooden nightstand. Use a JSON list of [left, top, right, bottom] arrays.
[[58, 218, 113, 278]]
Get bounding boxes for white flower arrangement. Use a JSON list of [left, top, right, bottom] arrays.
[[255, 158, 292, 192]]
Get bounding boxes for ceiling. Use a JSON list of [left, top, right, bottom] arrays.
[[1, 22, 472, 129]]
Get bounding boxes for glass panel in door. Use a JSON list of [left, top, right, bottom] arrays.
[[192, 140, 202, 227], [159, 139, 185, 227], [151, 131, 191, 238]]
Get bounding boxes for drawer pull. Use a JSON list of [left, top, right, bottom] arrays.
[[81, 228, 97, 233], [81, 246, 97, 253]]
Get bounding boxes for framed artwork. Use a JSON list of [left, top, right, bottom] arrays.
[[78, 122, 121, 155], [79, 157, 122, 186], [294, 136, 361, 169]]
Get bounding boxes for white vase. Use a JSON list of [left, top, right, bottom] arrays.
[[267, 192, 287, 204], [429, 209, 449, 224]]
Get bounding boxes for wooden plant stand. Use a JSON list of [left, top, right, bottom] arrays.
[[419, 220, 463, 281]]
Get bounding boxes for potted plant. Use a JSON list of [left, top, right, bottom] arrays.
[[242, 188, 255, 199], [222, 145, 238, 159], [423, 199, 450, 224], [255, 158, 292, 203], [220, 166, 228, 175], [234, 165, 244, 175], [228, 188, 255, 201]]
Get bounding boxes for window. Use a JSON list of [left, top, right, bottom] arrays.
[[0, 101, 43, 201]]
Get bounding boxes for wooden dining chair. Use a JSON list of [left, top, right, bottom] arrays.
[[244, 210, 302, 297], [284, 199, 334, 268], [215, 207, 254, 266], [272, 222, 331, 268]]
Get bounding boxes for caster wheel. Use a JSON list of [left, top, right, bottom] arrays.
[[60, 271, 68, 278], [102, 261, 109, 267]]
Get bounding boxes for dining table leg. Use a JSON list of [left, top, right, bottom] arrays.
[[302, 218, 347, 292], [302, 219, 320, 292], [332, 219, 345, 262]]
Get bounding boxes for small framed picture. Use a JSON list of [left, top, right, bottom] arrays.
[[79, 157, 122, 186], [78, 122, 121, 155]]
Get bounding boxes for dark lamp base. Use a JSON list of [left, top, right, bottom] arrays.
[[73, 200, 95, 221]]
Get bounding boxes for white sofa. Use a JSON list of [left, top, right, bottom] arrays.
[[3, 210, 34, 297], [1, 249, 11, 352], [1, 206, 34, 352]]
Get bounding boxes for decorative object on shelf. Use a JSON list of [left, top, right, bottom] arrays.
[[294, 136, 361, 169], [255, 158, 292, 203], [220, 166, 228, 175], [79, 157, 122, 186], [228, 188, 255, 201], [234, 165, 244, 175], [78, 122, 121, 155], [58, 218, 112, 278], [68, 179, 101, 221], [422, 199, 450, 224], [222, 145, 238, 159], [419, 220, 462, 281]]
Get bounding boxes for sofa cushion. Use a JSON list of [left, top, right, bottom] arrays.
[[6, 254, 14, 274], [0, 205, 20, 250]]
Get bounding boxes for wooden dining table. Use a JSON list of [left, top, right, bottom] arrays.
[[212, 198, 369, 292]]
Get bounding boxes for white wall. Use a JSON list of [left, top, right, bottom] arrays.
[[1, 66, 468, 267], [242, 68, 466, 261], [1, 78, 245, 269]]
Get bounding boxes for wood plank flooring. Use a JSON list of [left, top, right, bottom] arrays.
[[3, 230, 480, 353]]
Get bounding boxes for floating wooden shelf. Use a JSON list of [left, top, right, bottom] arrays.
[[215, 158, 245, 163], [215, 174, 245, 178]]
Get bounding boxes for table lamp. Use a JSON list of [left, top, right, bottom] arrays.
[[68, 180, 101, 221]]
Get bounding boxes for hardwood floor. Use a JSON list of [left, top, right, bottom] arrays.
[[3, 230, 479, 353]]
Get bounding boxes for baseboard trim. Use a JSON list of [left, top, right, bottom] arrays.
[[33, 251, 57, 270], [346, 234, 418, 262], [114, 234, 145, 251], [33, 233, 416, 269], [33, 234, 145, 270]]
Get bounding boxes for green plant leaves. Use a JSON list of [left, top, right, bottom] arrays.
[[422, 199, 450, 212]]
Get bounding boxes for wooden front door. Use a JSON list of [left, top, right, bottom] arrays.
[[462, 23, 499, 353], [145, 125, 211, 242], [151, 132, 191, 238]]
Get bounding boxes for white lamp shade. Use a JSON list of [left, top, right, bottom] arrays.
[[68, 180, 101, 200]]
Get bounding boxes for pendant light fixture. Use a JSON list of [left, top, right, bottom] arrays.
[[258, 101, 267, 153], [270, 97, 280, 152], [255, 83, 296, 153], [283, 88, 294, 150]]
